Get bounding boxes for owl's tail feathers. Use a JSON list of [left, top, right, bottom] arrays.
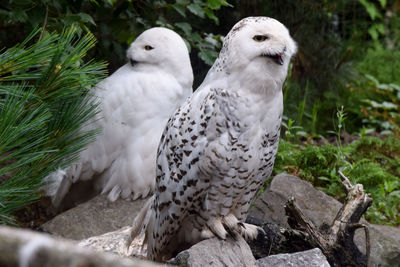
[[42, 168, 72, 207], [126, 195, 154, 250]]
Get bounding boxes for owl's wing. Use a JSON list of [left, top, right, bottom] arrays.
[[43, 66, 133, 205], [95, 67, 191, 201], [72, 65, 137, 180], [145, 87, 245, 261], [45, 65, 154, 204]]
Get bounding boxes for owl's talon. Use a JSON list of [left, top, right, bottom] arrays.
[[222, 214, 239, 230], [257, 225, 266, 236], [239, 223, 259, 240], [208, 218, 227, 240], [200, 228, 214, 239]]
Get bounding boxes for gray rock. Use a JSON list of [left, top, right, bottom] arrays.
[[168, 237, 257, 267], [249, 174, 342, 228], [248, 188, 289, 228], [256, 248, 330, 267], [249, 173, 400, 267], [79, 226, 132, 256], [42, 194, 149, 240], [367, 224, 400, 267], [78, 226, 147, 259], [79, 228, 257, 266]]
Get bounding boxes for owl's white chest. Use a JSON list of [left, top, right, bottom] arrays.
[[198, 88, 282, 220]]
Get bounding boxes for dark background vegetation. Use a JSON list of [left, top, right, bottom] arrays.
[[1, 0, 399, 225]]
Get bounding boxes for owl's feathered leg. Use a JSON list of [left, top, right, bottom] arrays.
[[126, 195, 154, 251], [222, 214, 262, 240], [42, 169, 72, 207], [201, 214, 262, 241]]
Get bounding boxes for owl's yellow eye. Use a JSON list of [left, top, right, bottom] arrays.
[[144, 45, 154, 50], [253, 35, 268, 42]]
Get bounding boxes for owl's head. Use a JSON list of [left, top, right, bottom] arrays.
[[214, 17, 297, 86], [126, 27, 193, 88]]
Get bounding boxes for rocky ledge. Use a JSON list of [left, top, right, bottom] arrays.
[[4, 173, 399, 267]]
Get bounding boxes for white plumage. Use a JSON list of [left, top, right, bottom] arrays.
[[44, 27, 193, 205], [127, 17, 297, 262]]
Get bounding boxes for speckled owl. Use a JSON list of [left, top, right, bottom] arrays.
[[128, 17, 297, 262]]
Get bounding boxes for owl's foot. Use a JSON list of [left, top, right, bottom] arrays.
[[221, 214, 262, 240], [204, 215, 264, 241], [238, 222, 265, 240], [200, 228, 214, 239], [222, 214, 241, 238], [207, 217, 227, 239]]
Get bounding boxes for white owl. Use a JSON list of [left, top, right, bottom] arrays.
[[127, 17, 297, 262], [44, 27, 193, 206]]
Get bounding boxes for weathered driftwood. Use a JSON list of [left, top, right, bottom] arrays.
[[284, 171, 372, 267], [0, 226, 162, 267], [247, 172, 372, 267]]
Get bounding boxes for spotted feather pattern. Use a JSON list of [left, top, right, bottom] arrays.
[[144, 86, 282, 261], [128, 16, 297, 262]]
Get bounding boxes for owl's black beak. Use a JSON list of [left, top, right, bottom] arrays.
[[130, 58, 139, 67], [267, 54, 284, 65], [265, 47, 286, 65]]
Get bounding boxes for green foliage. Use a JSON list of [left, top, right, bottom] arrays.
[[347, 136, 400, 224], [2, 1, 399, 135], [275, 0, 400, 135], [281, 117, 308, 143], [358, 0, 386, 42], [0, 27, 106, 225], [0, 0, 231, 71], [276, 108, 400, 225], [356, 49, 400, 85], [333, 106, 348, 159], [274, 140, 346, 199], [273, 135, 400, 225], [348, 73, 400, 136]]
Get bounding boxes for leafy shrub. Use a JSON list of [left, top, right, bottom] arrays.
[[0, 27, 106, 224], [356, 49, 400, 86], [348, 74, 400, 136], [273, 136, 400, 225], [0, 0, 231, 74]]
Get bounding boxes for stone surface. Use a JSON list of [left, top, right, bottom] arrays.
[[168, 237, 257, 267], [248, 173, 400, 267], [42, 194, 150, 240], [80, 227, 258, 266], [0, 226, 162, 267], [249, 174, 342, 228], [79, 226, 147, 259], [79, 226, 131, 256], [41, 173, 400, 266], [256, 248, 330, 267], [366, 224, 400, 267]]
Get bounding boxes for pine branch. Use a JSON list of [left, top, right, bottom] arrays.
[[0, 26, 107, 225]]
